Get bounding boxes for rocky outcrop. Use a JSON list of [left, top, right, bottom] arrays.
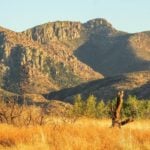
[[83, 18, 118, 36], [24, 21, 82, 44], [23, 19, 118, 44], [0, 26, 102, 94]]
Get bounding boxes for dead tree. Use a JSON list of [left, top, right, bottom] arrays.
[[112, 91, 133, 128]]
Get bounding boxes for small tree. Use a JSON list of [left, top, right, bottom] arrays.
[[107, 98, 117, 118], [84, 95, 97, 118], [143, 100, 150, 119], [96, 100, 106, 118], [124, 95, 139, 118], [134, 99, 150, 119], [73, 94, 84, 116]]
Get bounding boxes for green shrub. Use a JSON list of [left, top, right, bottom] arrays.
[[73, 94, 84, 116], [123, 95, 139, 118], [96, 100, 107, 118], [84, 95, 97, 118]]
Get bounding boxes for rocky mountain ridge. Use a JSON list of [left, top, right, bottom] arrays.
[[23, 18, 150, 76], [0, 18, 150, 100], [0, 25, 102, 94]]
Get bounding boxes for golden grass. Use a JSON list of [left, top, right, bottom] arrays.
[[0, 118, 149, 150]]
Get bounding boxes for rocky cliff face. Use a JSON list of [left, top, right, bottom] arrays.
[[23, 18, 150, 77], [23, 18, 118, 52], [83, 18, 117, 36], [0, 26, 102, 94], [24, 19, 117, 43], [24, 21, 82, 43]]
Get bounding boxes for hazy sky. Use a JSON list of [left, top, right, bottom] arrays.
[[0, 0, 149, 33]]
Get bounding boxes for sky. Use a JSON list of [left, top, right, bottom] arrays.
[[0, 0, 149, 33]]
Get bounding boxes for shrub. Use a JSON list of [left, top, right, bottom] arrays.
[[96, 100, 106, 118], [84, 95, 97, 118], [72, 94, 84, 116]]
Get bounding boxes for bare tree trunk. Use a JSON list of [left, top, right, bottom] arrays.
[[112, 91, 124, 127], [112, 91, 133, 128]]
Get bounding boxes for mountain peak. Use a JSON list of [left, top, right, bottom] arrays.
[[85, 18, 112, 28]]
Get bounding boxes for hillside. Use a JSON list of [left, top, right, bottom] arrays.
[[75, 31, 150, 76], [23, 18, 150, 76], [0, 26, 102, 94], [0, 18, 150, 99], [46, 71, 150, 101]]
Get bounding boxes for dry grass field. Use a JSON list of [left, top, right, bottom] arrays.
[[0, 118, 149, 150]]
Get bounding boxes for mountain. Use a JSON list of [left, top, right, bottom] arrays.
[[45, 71, 150, 102], [0, 18, 150, 99], [23, 18, 150, 76], [0, 26, 102, 94]]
